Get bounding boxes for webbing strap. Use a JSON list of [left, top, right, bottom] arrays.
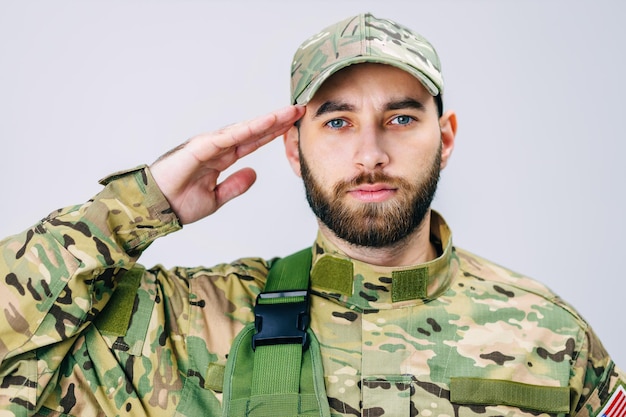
[[251, 344, 302, 395], [450, 377, 571, 413], [250, 248, 312, 398], [94, 266, 144, 336], [222, 247, 330, 417], [264, 247, 312, 292]]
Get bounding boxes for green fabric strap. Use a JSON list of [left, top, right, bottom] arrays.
[[250, 247, 312, 400], [251, 344, 302, 395], [94, 266, 144, 336], [205, 363, 226, 392], [222, 247, 331, 417], [223, 326, 329, 417], [450, 377, 571, 413], [264, 247, 312, 292]]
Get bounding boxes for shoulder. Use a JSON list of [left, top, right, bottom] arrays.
[[145, 256, 273, 293], [140, 257, 273, 351], [453, 246, 587, 327]]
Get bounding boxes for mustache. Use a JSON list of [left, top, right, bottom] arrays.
[[334, 171, 409, 194]]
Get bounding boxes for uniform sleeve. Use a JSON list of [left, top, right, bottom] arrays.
[[0, 165, 181, 412], [572, 325, 626, 416]]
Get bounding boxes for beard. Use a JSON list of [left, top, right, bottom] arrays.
[[300, 142, 442, 248]]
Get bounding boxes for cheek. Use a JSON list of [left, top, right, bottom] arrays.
[[391, 140, 440, 171], [305, 151, 354, 191], [301, 138, 344, 172]]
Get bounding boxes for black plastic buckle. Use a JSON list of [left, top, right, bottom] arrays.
[[252, 290, 310, 350]]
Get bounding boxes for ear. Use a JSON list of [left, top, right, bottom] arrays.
[[283, 125, 302, 177], [438, 110, 457, 170]]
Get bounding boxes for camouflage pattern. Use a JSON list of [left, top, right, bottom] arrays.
[[0, 166, 624, 416], [290, 13, 444, 105]]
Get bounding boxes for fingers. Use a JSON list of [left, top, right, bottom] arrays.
[[150, 105, 305, 225], [224, 105, 304, 146], [235, 109, 304, 158], [214, 167, 258, 209], [205, 105, 305, 160]]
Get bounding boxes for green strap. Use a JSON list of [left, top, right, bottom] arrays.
[[223, 326, 329, 417], [450, 377, 571, 413], [222, 247, 330, 417], [251, 344, 302, 395], [251, 247, 312, 397], [264, 247, 312, 291], [94, 266, 144, 336]]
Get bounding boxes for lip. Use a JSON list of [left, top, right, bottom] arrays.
[[347, 183, 397, 202]]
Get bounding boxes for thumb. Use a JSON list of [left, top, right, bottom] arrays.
[[214, 167, 257, 209]]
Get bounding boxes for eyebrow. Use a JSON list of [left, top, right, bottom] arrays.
[[313, 101, 355, 118], [313, 97, 426, 119], [384, 98, 426, 112]]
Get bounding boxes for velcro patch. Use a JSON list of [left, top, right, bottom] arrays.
[[600, 385, 626, 417]]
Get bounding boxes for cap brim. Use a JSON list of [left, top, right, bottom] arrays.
[[293, 56, 441, 105]]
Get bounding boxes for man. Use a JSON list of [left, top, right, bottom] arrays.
[[0, 12, 623, 417]]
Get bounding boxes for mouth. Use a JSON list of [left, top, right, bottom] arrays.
[[347, 183, 397, 202]]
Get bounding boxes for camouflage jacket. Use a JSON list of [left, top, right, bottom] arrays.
[[1, 166, 624, 417]]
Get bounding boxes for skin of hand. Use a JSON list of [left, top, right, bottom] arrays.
[[150, 105, 305, 225]]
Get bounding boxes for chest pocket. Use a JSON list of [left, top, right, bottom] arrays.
[[450, 377, 571, 415], [94, 266, 154, 356], [362, 375, 413, 416]]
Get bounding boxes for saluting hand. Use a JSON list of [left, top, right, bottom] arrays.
[[150, 105, 305, 225]]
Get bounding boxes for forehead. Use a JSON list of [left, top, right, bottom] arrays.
[[309, 63, 433, 106]]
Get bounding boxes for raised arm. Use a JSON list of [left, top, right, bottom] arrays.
[[0, 105, 304, 413]]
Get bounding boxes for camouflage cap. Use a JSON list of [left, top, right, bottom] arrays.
[[290, 13, 444, 105]]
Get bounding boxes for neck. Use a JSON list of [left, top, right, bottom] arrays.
[[317, 210, 438, 267]]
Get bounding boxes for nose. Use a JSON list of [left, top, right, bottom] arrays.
[[354, 125, 390, 170]]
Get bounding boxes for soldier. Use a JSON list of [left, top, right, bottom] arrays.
[[1, 12, 624, 417]]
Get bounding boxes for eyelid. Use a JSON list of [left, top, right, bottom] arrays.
[[324, 117, 351, 129], [388, 114, 417, 125], [326, 114, 352, 124]]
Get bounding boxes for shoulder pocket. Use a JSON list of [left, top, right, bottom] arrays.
[[450, 377, 571, 414]]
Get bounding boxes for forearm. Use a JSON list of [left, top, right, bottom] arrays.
[[0, 165, 181, 361]]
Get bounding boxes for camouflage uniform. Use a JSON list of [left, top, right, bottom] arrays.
[[1, 166, 624, 417]]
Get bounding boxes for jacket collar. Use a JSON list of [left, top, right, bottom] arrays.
[[309, 211, 458, 310]]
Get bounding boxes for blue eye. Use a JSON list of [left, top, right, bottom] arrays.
[[326, 119, 348, 129], [390, 115, 414, 125]]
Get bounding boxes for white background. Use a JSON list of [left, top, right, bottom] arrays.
[[1, 1, 624, 366]]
